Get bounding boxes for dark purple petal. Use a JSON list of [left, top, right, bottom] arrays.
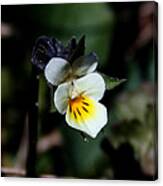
[[32, 36, 68, 70], [68, 35, 85, 63], [32, 36, 57, 70], [31, 35, 86, 71]]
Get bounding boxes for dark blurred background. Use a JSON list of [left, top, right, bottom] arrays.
[[1, 2, 158, 180]]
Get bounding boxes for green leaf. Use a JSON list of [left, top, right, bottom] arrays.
[[101, 73, 127, 90]]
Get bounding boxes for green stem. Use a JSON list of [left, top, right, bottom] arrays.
[[26, 66, 39, 177]]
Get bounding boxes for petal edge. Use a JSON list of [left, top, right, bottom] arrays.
[[45, 57, 71, 86]]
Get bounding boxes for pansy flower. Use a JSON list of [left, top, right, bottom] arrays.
[[32, 36, 108, 138], [54, 72, 107, 138]]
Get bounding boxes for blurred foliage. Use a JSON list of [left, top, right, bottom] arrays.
[[29, 4, 115, 68], [1, 2, 157, 180], [107, 83, 156, 176]]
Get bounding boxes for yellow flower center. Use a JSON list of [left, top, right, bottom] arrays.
[[68, 95, 96, 125]]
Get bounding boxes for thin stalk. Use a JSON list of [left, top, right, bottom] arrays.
[[26, 66, 39, 177]]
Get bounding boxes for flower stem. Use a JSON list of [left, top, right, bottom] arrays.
[[26, 66, 39, 177]]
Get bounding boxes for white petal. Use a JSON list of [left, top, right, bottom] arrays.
[[54, 82, 71, 114], [86, 62, 97, 73], [72, 53, 98, 77], [74, 73, 105, 101], [65, 97, 108, 138], [44, 57, 71, 86]]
